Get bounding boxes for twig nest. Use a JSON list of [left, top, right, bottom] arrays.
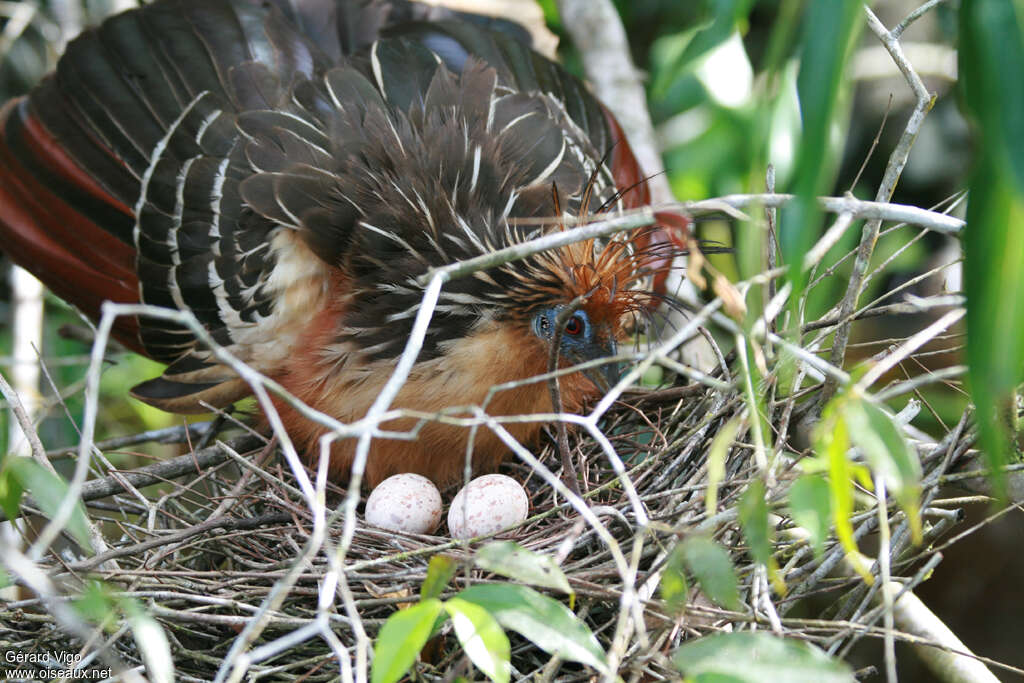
[[364, 473, 443, 534], [447, 474, 529, 539]]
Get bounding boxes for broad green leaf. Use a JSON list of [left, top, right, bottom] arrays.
[[456, 584, 608, 673], [963, 164, 1024, 498], [780, 0, 860, 297], [6, 458, 92, 551], [679, 0, 754, 79], [789, 474, 831, 559], [760, 0, 804, 86], [960, 0, 1024, 497], [706, 417, 742, 517], [421, 555, 458, 600], [661, 544, 690, 615], [960, 1, 1024, 191], [738, 481, 784, 594], [444, 598, 511, 683], [0, 464, 25, 523], [372, 599, 444, 683], [673, 631, 855, 682], [475, 541, 572, 595], [816, 408, 872, 583], [842, 398, 923, 542], [680, 536, 740, 611], [651, 0, 755, 98], [842, 399, 922, 497]]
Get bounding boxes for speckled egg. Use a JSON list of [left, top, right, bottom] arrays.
[[447, 474, 529, 539], [364, 473, 443, 535]]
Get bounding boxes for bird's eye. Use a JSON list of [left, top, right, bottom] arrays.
[[564, 315, 584, 336]]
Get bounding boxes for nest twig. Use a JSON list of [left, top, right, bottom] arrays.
[[0, 270, 991, 680]]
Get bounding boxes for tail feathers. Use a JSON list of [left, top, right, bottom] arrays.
[[131, 375, 250, 413], [130, 351, 248, 412], [0, 99, 143, 353]]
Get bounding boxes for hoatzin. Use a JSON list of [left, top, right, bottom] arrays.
[[0, 0, 686, 488]]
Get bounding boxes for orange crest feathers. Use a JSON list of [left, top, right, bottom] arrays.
[[535, 224, 676, 331]]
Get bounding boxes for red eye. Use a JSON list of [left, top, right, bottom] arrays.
[[564, 316, 583, 336]]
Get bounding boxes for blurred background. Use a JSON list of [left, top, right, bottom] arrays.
[[0, 0, 1020, 679]]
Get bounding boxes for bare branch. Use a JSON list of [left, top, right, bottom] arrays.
[[820, 5, 938, 408]]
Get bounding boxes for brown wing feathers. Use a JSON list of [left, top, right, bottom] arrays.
[[0, 99, 142, 351], [0, 0, 676, 417]]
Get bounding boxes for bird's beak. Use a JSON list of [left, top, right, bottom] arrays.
[[579, 338, 620, 393]]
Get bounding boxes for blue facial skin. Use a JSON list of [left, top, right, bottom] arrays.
[[531, 306, 619, 388]]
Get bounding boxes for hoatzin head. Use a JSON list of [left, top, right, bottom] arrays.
[[0, 0, 681, 488]]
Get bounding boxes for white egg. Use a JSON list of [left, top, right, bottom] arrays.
[[448, 474, 530, 539], [364, 473, 443, 535]]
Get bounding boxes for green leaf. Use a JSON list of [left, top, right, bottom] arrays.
[[444, 598, 511, 683], [738, 481, 784, 594], [960, 1, 1024, 192], [963, 164, 1024, 496], [0, 464, 25, 523], [673, 631, 855, 682], [738, 480, 771, 566], [661, 543, 691, 615], [421, 555, 458, 600], [842, 398, 923, 542], [6, 458, 93, 551], [680, 536, 740, 611], [456, 584, 609, 673], [372, 599, 445, 683], [706, 417, 742, 516], [688, 1, 754, 58], [474, 541, 573, 595], [789, 474, 831, 559], [842, 399, 922, 498], [816, 406, 872, 583], [780, 0, 860, 297], [960, 0, 1024, 497]]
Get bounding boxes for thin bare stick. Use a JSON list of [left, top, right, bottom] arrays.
[[0, 370, 48, 466], [547, 297, 590, 497], [46, 422, 222, 460], [684, 193, 962, 234], [856, 309, 965, 391], [893, 0, 953, 40], [820, 6, 937, 408], [875, 477, 897, 683], [0, 435, 263, 522]]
